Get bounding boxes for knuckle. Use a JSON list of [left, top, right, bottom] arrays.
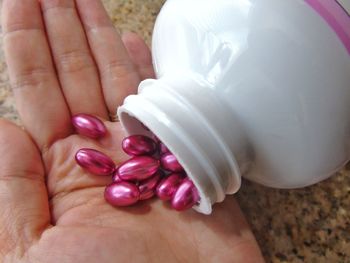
[[2, 0, 43, 36], [56, 49, 95, 74], [41, 0, 75, 13], [0, 171, 44, 184], [11, 66, 52, 91], [101, 59, 138, 80], [3, 25, 43, 38]]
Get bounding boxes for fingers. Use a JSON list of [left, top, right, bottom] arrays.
[[122, 32, 156, 80], [0, 119, 50, 257], [2, 0, 72, 151], [41, 0, 108, 119], [76, 0, 141, 115]]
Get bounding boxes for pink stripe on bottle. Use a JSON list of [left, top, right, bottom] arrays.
[[305, 0, 350, 54]]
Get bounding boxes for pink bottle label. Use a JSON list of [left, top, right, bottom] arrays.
[[305, 0, 350, 54]]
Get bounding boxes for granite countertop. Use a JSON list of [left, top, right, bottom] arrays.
[[0, 0, 349, 262]]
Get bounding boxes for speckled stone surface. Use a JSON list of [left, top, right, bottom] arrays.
[[0, 1, 349, 262]]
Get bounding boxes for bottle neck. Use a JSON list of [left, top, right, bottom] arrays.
[[117, 73, 249, 214]]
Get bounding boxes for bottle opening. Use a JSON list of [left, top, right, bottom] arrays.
[[118, 106, 214, 214], [117, 76, 245, 214], [118, 111, 153, 137]]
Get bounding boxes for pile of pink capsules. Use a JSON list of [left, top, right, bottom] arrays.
[[72, 113, 200, 211]]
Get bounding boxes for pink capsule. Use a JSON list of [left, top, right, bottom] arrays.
[[139, 189, 155, 201], [72, 114, 107, 139], [159, 142, 170, 154], [138, 171, 162, 195], [112, 170, 123, 183], [171, 179, 200, 211], [122, 135, 157, 156], [117, 156, 160, 181], [156, 173, 183, 201], [160, 153, 184, 172], [75, 148, 115, 176], [104, 182, 140, 206]]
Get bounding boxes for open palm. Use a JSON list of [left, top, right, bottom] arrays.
[[0, 0, 263, 262]]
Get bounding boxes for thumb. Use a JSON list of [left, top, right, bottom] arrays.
[[0, 119, 51, 259]]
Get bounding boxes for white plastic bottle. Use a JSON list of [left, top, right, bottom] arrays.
[[117, 0, 350, 214]]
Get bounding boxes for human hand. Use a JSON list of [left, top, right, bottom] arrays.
[[0, 0, 264, 262]]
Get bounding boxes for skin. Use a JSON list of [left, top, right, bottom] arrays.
[[0, 0, 265, 262]]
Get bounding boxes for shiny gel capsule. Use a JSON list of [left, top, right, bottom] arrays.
[[112, 170, 123, 183], [122, 135, 157, 156], [156, 173, 183, 201], [75, 148, 115, 176], [159, 142, 170, 154], [171, 179, 200, 211], [117, 156, 160, 181], [160, 153, 184, 172], [104, 182, 140, 206], [138, 171, 162, 195], [139, 189, 155, 201], [72, 114, 107, 139]]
